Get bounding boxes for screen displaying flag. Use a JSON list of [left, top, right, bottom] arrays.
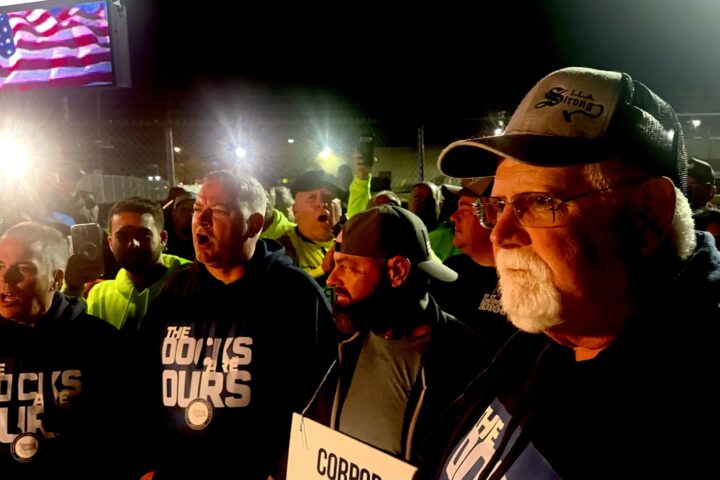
[[0, 1, 112, 90]]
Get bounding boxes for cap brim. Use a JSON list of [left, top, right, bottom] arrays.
[[292, 180, 345, 198], [438, 134, 617, 178], [318, 181, 345, 198], [418, 260, 458, 282], [441, 184, 462, 197], [462, 177, 493, 197]]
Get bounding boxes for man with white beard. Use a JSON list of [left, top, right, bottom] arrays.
[[427, 67, 720, 479]]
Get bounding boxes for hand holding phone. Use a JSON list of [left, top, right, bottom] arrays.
[[70, 223, 105, 277], [357, 135, 374, 167]]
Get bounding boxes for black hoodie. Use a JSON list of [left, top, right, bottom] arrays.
[[0, 292, 121, 479], [431, 232, 720, 479], [137, 239, 337, 480]]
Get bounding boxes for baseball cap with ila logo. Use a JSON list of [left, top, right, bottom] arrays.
[[438, 66, 688, 192]]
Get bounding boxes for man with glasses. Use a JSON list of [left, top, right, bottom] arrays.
[[429, 67, 720, 478]]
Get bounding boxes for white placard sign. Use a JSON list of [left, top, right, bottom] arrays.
[[287, 413, 419, 480]]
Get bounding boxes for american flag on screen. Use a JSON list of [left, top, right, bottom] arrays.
[[0, 1, 112, 90]]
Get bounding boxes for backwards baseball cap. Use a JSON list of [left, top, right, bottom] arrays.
[[337, 205, 458, 282], [688, 157, 716, 186], [291, 170, 346, 198], [442, 177, 493, 199], [438, 67, 688, 191], [173, 192, 197, 209]]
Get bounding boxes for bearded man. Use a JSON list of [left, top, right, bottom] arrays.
[[309, 205, 488, 474], [430, 67, 720, 479], [84, 197, 190, 331]]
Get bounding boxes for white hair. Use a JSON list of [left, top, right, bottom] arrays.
[[584, 162, 696, 260], [203, 170, 267, 216], [671, 186, 696, 260], [1, 221, 70, 272]]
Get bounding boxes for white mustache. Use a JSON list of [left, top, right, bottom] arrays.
[[494, 248, 562, 333], [496, 248, 544, 272]]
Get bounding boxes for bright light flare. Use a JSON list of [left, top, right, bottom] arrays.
[[315, 147, 342, 173], [691, 119, 702, 128], [0, 137, 30, 178], [235, 147, 247, 158], [319, 147, 332, 160]]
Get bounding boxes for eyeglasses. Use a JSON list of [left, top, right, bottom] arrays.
[[471, 177, 650, 229]]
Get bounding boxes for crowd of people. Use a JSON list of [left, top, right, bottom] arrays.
[[0, 65, 718, 479]]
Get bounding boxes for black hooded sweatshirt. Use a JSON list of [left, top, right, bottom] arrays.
[[0, 292, 121, 479], [137, 239, 337, 480]]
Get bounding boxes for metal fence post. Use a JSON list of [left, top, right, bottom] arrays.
[[165, 125, 176, 188], [417, 125, 425, 182]]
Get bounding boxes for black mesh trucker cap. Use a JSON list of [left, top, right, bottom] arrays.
[[438, 67, 688, 192]]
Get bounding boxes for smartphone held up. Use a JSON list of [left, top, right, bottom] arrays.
[[357, 135, 374, 167], [70, 223, 105, 277]]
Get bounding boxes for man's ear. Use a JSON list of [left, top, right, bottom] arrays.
[[628, 176, 676, 256], [387, 256, 412, 288], [107, 232, 116, 254], [247, 212, 266, 238], [52, 270, 64, 292], [160, 229, 169, 246]]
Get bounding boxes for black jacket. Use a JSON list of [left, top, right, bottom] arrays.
[[137, 239, 337, 480], [431, 254, 516, 353], [309, 295, 490, 474]]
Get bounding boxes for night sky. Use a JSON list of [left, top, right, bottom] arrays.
[[127, 0, 720, 119]]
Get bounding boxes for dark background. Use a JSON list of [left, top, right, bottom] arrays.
[[4, 0, 720, 186], [127, 0, 720, 118]]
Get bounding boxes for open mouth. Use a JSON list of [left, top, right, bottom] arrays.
[[195, 233, 211, 246], [0, 293, 18, 304], [333, 288, 351, 305], [317, 214, 329, 223]]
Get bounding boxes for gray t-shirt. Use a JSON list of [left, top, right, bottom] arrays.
[[339, 330, 432, 454]]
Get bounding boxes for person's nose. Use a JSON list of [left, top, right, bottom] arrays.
[[490, 206, 531, 250], [195, 207, 213, 226], [1, 265, 23, 285], [326, 268, 342, 288], [449, 208, 461, 224]]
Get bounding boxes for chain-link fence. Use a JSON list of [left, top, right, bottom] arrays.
[[6, 89, 720, 210], [69, 113, 720, 207], [67, 115, 514, 195]]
